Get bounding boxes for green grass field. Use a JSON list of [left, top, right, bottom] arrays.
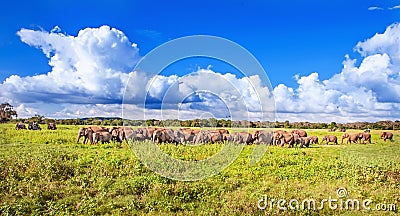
[[0, 124, 399, 215]]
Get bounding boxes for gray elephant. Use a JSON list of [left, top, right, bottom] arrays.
[[173, 128, 186, 143], [380, 131, 393, 142], [272, 130, 285, 145], [252, 130, 273, 145], [210, 131, 223, 143], [28, 122, 41, 130], [215, 129, 230, 141], [341, 133, 360, 144], [77, 126, 108, 144], [136, 128, 151, 141], [146, 128, 157, 140], [77, 127, 87, 143], [182, 129, 196, 143], [15, 122, 26, 130], [194, 130, 212, 144], [291, 129, 307, 137], [117, 127, 136, 142], [93, 131, 113, 144], [276, 131, 294, 147], [321, 135, 338, 145], [164, 128, 176, 144], [134, 127, 154, 140], [47, 123, 57, 130], [292, 133, 301, 146], [109, 127, 122, 143], [152, 128, 166, 144], [152, 128, 174, 144], [359, 132, 371, 144], [298, 137, 312, 148], [174, 128, 195, 144], [108, 126, 138, 143], [309, 136, 318, 144], [229, 132, 253, 144]]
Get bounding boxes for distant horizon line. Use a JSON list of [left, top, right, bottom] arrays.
[[12, 116, 400, 124]]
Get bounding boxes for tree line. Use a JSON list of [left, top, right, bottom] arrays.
[[1, 102, 399, 130], [7, 117, 400, 130]]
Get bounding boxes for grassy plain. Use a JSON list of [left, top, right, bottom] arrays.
[[0, 124, 399, 215]]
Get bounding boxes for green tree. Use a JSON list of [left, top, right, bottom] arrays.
[[73, 118, 83, 125], [225, 120, 231, 128], [191, 119, 200, 127], [93, 118, 102, 125], [83, 118, 93, 125], [29, 114, 45, 124], [284, 120, 290, 128], [146, 119, 155, 126], [200, 119, 208, 127], [102, 119, 111, 126], [180, 120, 191, 128], [112, 119, 123, 126], [0, 102, 17, 123], [208, 118, 218, 127]]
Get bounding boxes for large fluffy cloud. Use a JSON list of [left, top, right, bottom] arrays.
[[1, 25, 139, 105], [123, 68, 275, 121], [273, 23, 400, 122]]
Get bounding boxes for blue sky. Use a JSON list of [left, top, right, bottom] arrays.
[[0, 0, 399, 122]]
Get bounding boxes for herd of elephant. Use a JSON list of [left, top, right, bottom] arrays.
[[15, 122, 57, 130], [76, 126, 395, 146]]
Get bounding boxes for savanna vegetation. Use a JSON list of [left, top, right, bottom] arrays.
[[0, 124, 399, 215]]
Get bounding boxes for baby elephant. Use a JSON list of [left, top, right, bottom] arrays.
[[298, 137, 312, 148], [359, 132, 371, 144], [309, 136, 319, 144], [93, 131, 113, 144], [341, 133, 361, 144], [321, 135, 338, 145], [380, 131, 393, 142]]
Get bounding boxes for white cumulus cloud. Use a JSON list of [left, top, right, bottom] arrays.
[[123, 68, 275, 121], [273, 23, 400, 122], [1, 25, 139, 105]]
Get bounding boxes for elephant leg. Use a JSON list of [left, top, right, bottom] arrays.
[[89, 135, 94, 144], [279, 138, 285, 147]]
